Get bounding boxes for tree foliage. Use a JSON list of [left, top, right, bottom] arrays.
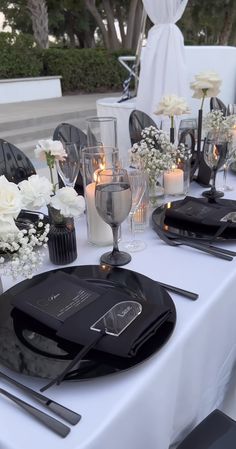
[[179, 0, 236, 46], [0, 0, 235, 49]]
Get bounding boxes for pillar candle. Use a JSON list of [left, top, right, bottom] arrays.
[[85, 182, 113, 245], [164, 169, 184, 195]]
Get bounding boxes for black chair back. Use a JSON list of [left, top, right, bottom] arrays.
[[53, 123, 87, 195], [0, 139, 36, 183], [129, 110, 157, 146], [210, 97, 227, 116], [177, 409, 236, 449]]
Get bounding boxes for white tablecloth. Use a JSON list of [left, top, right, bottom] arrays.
[[2, 178, 236, 449]]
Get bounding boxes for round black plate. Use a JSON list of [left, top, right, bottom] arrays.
[[0, 266, 176, 381], [152, 199, 236, 242]]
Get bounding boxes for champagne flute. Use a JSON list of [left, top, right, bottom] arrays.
[[202, 132, 229, 200], [56, 142, 80, 188], [122, 167, 147, 252], [95, 167, 132, 266]]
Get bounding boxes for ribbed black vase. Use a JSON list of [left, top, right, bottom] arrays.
[[47, 207, 77, 265]]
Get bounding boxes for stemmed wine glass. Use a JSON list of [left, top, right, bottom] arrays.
[[95, 167, 132, 266], [202, 132, 229, 200], [122, 167, 147, 252], [56, 142, 80, 188]]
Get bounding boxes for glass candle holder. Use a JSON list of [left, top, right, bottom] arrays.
[[164, 157, 190, 197], [82, 146, 119, 246], [86, 116, 117, 148]]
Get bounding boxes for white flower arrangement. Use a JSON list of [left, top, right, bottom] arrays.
[[130, 126, 191, 185], [203, 111, 236, 138], [190, 71, 222, 109], [0, 171, 85, 280], [0, 219, 50, 280], [34, 139, 67, 193], [155, 94, 190, 117]]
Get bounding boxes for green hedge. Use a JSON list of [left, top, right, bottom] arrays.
[[0, 33, 43, 78], [0, 33, 132, 92], [43, 48, 132, 93]]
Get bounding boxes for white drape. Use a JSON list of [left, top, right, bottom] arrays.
[[136, 0, 189, 125]]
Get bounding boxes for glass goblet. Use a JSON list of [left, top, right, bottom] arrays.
[[56, 142, 80, 188], [202, 132, 229, 200], [95, 167, 132, 266], [122, 167, 147, 252]]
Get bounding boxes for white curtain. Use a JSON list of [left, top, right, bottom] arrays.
[[136, 0, 189, 126]]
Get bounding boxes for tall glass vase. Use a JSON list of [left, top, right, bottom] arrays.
[[47, 206, 77, 265]]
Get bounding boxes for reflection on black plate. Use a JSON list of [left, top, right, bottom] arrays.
[[152, 197, 236, 242], [0, 266, 176, 381]]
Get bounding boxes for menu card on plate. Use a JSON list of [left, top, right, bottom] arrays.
[[11, 271, 104, 330]]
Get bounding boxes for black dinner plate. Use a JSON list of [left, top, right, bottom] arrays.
[[152, 198, 236, 242], [0, 265, 176, 381]]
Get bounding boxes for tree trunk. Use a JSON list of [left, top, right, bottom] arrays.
[[84, 0, 110, 49], [125, 0, 140, 49], [132, 0, 143, 50], [218, 0, 235, 45], [115, 5, 126, 46], [27, 0, 49, 49], [102, 0, 121, 50]]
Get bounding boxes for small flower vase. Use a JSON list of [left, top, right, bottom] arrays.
[[47, 206, 77, 265], [148, 172, 165, 208]]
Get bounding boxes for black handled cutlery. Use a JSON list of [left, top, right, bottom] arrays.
[[0, 388, 70, 438], [0, 370, 81, 425]]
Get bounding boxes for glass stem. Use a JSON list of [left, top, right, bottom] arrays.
[[211, 168, 217, 193], [223, 164, 227, 187], [130, 212, 135, 242], [111, 225, 120, 255]]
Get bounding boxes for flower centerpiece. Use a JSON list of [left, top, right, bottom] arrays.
[[0, 175, 50, 280], [34, 139, 85, 265], [0, 138, 85, 279], [190, 71, 222, 154], [130, 126, 191, 205], [154, 94, 190, 143]]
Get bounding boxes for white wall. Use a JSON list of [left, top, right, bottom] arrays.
[[185, 46, 236, 116], [0, 76, 62, 104]]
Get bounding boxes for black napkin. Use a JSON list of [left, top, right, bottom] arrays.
[[11, 271, 171, 359], [164, 197, 236, 238]]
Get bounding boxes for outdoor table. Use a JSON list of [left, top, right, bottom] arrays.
[[1, 176, 236, 449]]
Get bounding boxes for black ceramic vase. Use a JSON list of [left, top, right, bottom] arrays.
[[47, 207, 77, 265]]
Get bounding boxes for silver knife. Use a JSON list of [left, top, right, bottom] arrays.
[[0, 370, 81, 425]]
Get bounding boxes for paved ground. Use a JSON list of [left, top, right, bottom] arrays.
[[0, 92, 120, 123], [0, 92, 121, 177]]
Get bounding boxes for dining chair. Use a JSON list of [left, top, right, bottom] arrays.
[[210, 97, 227, 116], [129, 109, 157, 146], [176, 409, 236, 449], [53, 122, 87, 195], [0, 138, 36, 183]]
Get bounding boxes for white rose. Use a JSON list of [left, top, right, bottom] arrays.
[[155, 94, 190, 116], [0, 216, 19, 241], [0, 175, 22, 218], [50, 187, 85, 218], [18, 174, 53, 209], [190, 71, 221, 99], [34, 139, 67, 161]]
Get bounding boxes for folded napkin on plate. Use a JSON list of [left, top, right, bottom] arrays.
[[11, 271, 171, 358], [164, 197, 236, 238]]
